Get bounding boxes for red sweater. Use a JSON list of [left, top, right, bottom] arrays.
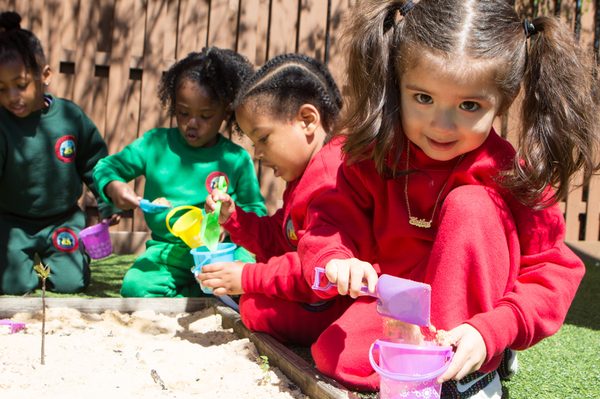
[[298, 131, 584, 365], [223, 136, 345, 301]]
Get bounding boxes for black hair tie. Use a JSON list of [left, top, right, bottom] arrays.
[[400, 0, 415, 16], [384, 1, 415, 32], [523, 19, 538, 38]]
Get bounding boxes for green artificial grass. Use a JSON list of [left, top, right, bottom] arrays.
[[501, 253, 600, 399]]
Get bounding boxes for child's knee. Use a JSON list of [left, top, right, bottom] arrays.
[[121, 269, 149, 297], [441, 185, 512, 229], [120, 266, 177, 297]]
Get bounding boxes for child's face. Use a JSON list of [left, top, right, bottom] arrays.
[[0, 58, 49, 118], [174, 79, 228, 148], [399, 52, 503, 161], [235, 103, 315, 182]]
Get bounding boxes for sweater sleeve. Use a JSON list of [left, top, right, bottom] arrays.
[[467, 199, 585, 364], [241, 251, 324, 302], [230, 149, 267, 216], [93, 134, 148, 205], [298, 161, 377, 299], [224, 205, 291, 262]]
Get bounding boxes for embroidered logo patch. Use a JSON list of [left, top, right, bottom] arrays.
[[206, 172, 229, 193], [52, 227, 79, 252], [285, 217, 298, 248], [55, 135, 76, 163]]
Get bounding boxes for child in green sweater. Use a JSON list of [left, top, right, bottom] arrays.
[[0, 12, 117, 294], [94, 47, 266, 297]]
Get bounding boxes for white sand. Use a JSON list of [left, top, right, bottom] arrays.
[[0, 308, 308, 399]]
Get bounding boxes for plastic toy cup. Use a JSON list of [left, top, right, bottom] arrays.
[[369, 340, 453, 399], [190, 242, 237, 294], [79, 221, 112, 259], [166, 206, 204, 249]]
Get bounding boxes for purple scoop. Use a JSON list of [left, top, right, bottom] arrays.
[[312, 267, 431, 326]]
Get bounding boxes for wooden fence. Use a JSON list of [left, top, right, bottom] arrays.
[[2, 0, 599, 256]]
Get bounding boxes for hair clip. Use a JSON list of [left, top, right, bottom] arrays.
[[400, 0, 415, 16], [384, 1, 415, 32], [523, 19, 538, 38]]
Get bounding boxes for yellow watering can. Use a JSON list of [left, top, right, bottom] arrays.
[[165, 206, 204, 248]]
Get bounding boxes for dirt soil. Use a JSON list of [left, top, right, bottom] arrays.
[[0, 307, 308, 399]]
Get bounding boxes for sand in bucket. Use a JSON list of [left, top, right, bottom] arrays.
[[369, 340, 453, 399], [79, 221, 112, 259]]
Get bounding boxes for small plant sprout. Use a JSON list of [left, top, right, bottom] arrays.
[[33, 258, 50, 365], [257, 355, 271, 385]]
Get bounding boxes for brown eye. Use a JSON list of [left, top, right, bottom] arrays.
[[460, 101, 480, 112]]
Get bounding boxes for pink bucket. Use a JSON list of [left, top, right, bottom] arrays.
[[79, 221, 112, 259], [369, 340, 453, 399]]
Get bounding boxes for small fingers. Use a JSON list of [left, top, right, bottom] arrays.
[[212, 287, 228, 296]]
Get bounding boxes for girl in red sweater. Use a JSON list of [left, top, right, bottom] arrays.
[[197, 53, 352, 345], [298, 0, 599, 397]]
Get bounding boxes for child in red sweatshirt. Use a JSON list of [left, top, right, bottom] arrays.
[[197, 53, 353, 345], [297, 1, 598, 397]]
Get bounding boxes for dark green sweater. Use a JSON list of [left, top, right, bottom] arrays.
[[0, 95, 112, 219]]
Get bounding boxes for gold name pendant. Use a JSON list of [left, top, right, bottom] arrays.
[[408, 216, 432, 229]]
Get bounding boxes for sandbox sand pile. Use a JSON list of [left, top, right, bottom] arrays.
[[0, 307, 308, 399]]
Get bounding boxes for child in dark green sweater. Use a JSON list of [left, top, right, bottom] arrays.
[[94, 48, 266, 297], [0, 12, 117, 294]]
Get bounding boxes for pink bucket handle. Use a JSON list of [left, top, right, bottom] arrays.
[[369, 341, 453, 382], [312, 267, 370, 294]]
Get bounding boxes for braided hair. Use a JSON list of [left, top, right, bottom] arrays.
[[233, 53, 342, 135], [0, 11, 46, 76], [158, 47, 254, 129]]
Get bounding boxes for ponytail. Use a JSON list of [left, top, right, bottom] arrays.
[[341, 1, 408, 172], [512, 16, 600, 206]]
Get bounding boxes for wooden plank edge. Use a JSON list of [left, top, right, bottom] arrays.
[[214, 305, 360, 399], [0, 297, 215, 318]]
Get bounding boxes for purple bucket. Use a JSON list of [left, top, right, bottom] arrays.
[[79, 221, 112, 259], [369, 340, 453, 399]]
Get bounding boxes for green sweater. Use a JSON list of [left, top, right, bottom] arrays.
[[94, 127, 266, 243], [0, 95, 113, 219]]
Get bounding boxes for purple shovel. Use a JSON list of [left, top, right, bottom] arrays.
[[312, 267, 431, 326]]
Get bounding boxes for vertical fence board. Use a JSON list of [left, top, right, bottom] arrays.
[[585, 177, 600, 241], [326, 0, 356, 92], [268, 0, 299, 57], [208, 0, 239, 50], [254, 0, 271, 64], [176, 0, 209, 58], [565, 174, 587, 241], [104, 0, 147, 233], [297, 0, 328, 60], [57, 0, 78, 99], [238, 0, 260, 64], [73, 1, 100, 113]]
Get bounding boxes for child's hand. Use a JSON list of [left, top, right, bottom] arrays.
[[205, 189, 235, 224], [325, 258, 378, 298], [437, 324, 487, 383], [103, 213, 122, 226], [105, 181, 140, 210], [196, 261, 245, 296]]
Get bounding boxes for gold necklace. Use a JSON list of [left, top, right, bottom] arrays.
[[404, 144, 464, 229]]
